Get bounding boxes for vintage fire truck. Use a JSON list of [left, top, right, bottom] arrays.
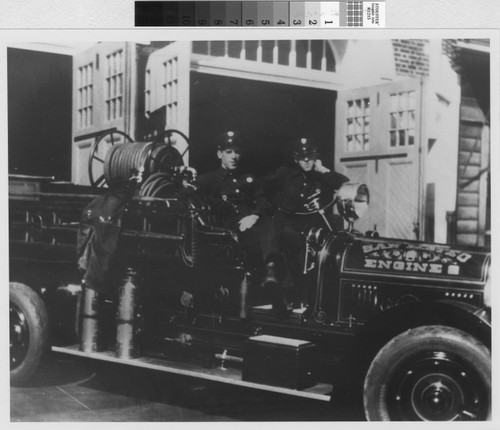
[[9, 130, 491, 421]]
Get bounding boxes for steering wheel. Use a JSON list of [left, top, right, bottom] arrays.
[[147, 129, 190, 173], [88, 130, 134, 187], [294, 190, 337, 231], [295, 190, 336, 216]]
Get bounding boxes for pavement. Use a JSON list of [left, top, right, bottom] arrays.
[[10, 352, 366, 422]]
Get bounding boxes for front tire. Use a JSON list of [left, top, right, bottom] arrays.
[[363, 325, 490, 421], [10, 282, 49, 385]]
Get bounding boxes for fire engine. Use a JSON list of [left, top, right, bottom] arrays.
[[9, 130, 491, 421]]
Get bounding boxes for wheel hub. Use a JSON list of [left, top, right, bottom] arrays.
[[389, 351, 487, 420], [412, 374, 463, 420]]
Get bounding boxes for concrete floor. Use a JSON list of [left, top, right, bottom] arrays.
[[11, 352, 366, 422]]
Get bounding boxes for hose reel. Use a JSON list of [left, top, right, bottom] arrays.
[[88, 129, 189, 190]]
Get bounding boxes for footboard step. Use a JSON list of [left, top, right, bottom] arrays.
[[52, 345, 333, 401]]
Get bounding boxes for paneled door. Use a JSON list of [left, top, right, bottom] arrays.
[[335, 78, 423, 240]]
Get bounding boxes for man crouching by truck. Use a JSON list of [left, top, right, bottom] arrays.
[[192, 131, 287, 316]]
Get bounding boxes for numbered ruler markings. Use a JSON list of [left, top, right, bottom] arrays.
[[257, 1, 273, 26], [304, 2, 321, 27], [178, 1, 195, 26], [134, 1, 386, 27], [209, 1, 226, 26], [321, 2, 340, 27], [161, 1, 178, 25], [272, 1, 289, 26], [289, 2, 305, 27], [194, 1, 210, 26], [242, 1, 258, 26], [225, 1, 242, 26]]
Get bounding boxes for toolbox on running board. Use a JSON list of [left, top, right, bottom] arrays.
[[242, 335, 316, 390]]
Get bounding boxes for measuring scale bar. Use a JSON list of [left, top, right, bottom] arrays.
[[135, 1, 385, 27]]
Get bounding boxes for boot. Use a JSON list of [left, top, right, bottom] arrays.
[[262, 261, 279, 288]]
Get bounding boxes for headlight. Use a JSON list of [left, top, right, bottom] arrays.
[[337, 183, 370, 222]]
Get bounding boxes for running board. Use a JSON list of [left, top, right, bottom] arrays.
[[52, 345, 332, 401]]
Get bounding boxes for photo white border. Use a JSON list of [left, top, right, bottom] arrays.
[[1, 22, 498, 430]]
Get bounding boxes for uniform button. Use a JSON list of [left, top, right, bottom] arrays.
[[303, 183, 307, 186], [235, 189, 240, 193], [300, 194, 304, 198], [233, 178, 237, 183]]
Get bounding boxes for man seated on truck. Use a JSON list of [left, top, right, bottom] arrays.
[[265, 138, 349, 310], [194, 131, 287, 315]]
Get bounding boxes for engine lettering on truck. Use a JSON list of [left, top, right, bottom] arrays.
[[363, 258, 459, 275], [361, 242, 472, 276]]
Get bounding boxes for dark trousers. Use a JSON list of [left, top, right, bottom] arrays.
[[275, 213, 309, 303], [230, 215, 280, 268]]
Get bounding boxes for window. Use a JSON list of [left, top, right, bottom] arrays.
[[77, 63, 93, 128], [346, 98, 370, 152], [105, 50, 124, 121], [163, 57, 179, 127], [390, 91, 416, 147], [192, 40, 336, 72]]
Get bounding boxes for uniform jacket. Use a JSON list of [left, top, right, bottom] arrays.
[[196, 168, 272, 228], [265, 166, 349, 216]]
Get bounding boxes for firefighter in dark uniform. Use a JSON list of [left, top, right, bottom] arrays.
[[195, 131, 283, 311], [266, 138, 349, 309]]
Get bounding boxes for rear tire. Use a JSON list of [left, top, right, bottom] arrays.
[[10, 282, 49, 385], [363, 325, 491, 421]]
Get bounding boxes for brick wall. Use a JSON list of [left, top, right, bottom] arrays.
[[392, 39, 430, 77]]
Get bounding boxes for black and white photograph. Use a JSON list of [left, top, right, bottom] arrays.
[[6, 33, 494, 423]]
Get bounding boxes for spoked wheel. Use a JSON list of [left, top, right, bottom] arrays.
[[88, 130, 134, 187], [10, 282, 49, 385], [364, 325, 491, 421], [147, 129, 190, 173]]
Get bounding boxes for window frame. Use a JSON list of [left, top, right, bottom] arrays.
[[105, 49, 124, 122]]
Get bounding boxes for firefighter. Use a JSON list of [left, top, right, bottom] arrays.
[[266, 138, 349, 309], [195, 131, 286, 314]]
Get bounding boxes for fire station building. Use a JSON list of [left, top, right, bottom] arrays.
[[8, 38, 491, 248]]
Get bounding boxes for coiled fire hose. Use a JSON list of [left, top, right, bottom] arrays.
[[104, 141, 152, 184], [102, 140, 186, 196], [138, 172, 175, 198]]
